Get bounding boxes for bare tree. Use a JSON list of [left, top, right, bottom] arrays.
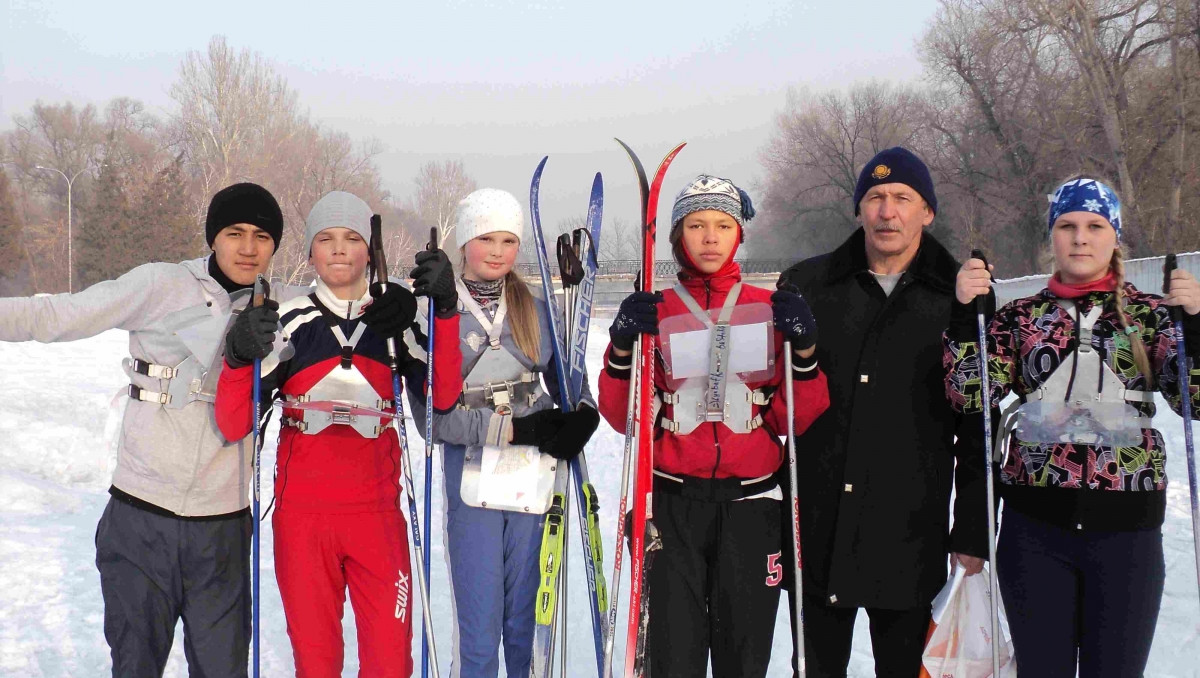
[[412, 159, 477, 249], [1023, 0, 1174, 246], [598, 217, 636, 261], [169, 35, 302, 224], [751, 82, 926, 261]]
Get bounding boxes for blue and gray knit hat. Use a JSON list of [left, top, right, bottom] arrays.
[[1047, 178, 1122, 242], [670, 174, 756, 228]]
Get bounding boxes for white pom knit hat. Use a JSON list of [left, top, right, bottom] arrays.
[[305, 191, 373, 255], [454, 188, 525, 250]]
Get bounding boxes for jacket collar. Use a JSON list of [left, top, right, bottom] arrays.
[[825, 228, 957, 294], [313, 277, 372, 320]]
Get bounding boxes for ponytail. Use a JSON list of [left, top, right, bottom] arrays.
[[1111, 247, 1154, 387], [503, 269, 541, 364]]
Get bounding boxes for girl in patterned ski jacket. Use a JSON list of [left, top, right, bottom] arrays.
[[597, 175, 829, 677], [945, 176, 1200, 677], [215, 191, 463, 678]]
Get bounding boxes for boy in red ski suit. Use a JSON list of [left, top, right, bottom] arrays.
[[216, 191, 462, 677]]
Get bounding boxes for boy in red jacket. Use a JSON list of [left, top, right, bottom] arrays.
[[598, 175, 829, 677]]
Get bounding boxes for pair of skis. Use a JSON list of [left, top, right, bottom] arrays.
[[600, 140, 685, 678], [529, 159, 610, 677]]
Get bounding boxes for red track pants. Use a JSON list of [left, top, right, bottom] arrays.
[[273, 509, 414, 678]]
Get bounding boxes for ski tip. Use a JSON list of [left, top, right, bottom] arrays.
[[531, 156, 549, 216], [663, 141, 687, 165]]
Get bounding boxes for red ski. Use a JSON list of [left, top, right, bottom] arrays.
[[605, 139, 685, 678]]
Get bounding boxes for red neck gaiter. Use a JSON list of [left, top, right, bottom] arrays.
[[1047, 271, 1117, 299]]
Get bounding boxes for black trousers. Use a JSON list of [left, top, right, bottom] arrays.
[[784, 586, 930, 678], [95, 496, 252, 678], [645, 491, 783, 678], [997, 509, 1164, 678]]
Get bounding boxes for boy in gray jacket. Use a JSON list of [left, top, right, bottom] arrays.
[[0, 182, 287, 677]]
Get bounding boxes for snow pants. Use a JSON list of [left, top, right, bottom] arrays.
[[442, 443, 544, 678], [997, 508, 1164, 678], [645, 482, 783, 678], [94, 495, 251, 678], [273, 509, 414, 678]]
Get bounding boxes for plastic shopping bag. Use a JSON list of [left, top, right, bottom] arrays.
[[919, 567, 1016, 678]]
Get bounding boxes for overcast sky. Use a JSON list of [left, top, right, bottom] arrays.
[[2, 0, 940, 246]]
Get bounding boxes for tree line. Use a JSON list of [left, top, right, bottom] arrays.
[[748, 0, 1200, 276], [0, 37, 477, 295], [4, 1, 1198, 295]]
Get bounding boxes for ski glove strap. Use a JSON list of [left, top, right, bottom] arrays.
[[410, 248, 459, 317], [771, 285, 818, 351], [610, 290, 663, 352], [362, 282, 418, 341], [225, 300, 279, 369], [544, 406, 600, 460]]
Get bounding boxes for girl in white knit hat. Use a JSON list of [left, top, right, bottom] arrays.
[[410, 187, 599, 677]]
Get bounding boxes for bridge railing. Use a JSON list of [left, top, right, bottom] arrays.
[[514, 258, 794, 279], [513, 252, 1200, 312]]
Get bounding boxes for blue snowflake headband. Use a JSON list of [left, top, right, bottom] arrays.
[[1047, 178, 1122, 241]]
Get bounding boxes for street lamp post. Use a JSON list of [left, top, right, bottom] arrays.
[[35, 165, 88, 293]]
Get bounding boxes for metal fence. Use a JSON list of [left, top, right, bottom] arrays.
[[992, 251, 1200, 305], [514, 258, 794, 279], [516, 252, 1200, 312]]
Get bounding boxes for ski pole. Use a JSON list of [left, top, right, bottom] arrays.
[[782, 341, 805, 677], [970, 248, 1002, 678], [250, 274, 267, 678], [555, 232, 580, 678], [421, 227, 437, 678], [1163, 254, 1200, 614], [603, 350, 638, 678], [371, 215, 441, 678]]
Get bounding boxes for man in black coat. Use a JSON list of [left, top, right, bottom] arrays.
[[777, 147, 988, 677]]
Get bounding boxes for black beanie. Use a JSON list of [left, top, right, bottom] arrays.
[[852, 147, 937, 216], [205, 183, 284, 250]]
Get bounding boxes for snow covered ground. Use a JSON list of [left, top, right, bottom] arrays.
[[1, 320, 1198, 677]]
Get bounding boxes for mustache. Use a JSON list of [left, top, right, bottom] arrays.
[[873, 224, 903, 232]]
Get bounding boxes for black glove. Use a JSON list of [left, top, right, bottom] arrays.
[[510, 408, 567, 450], [225, 300, 279, 369], [362, 282, 418, 340], [544, 406, 600, 460], [609, 291, 662, 352], [409, 249, 458, 317], [771, 284, 817, 351]]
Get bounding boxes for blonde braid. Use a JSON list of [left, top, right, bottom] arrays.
[[1111, 248, 1154, 387]]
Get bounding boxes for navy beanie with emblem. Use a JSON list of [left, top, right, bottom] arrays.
[[205, 182, 284, 250], [852, 147, 937, 216]]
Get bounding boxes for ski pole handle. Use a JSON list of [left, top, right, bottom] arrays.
[[969, 248, 991, 312], [370, 214, 389, 287], [1164, 254, 1183, 322], [428, 226, 438, 253], [556, 232, 585, 287]]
